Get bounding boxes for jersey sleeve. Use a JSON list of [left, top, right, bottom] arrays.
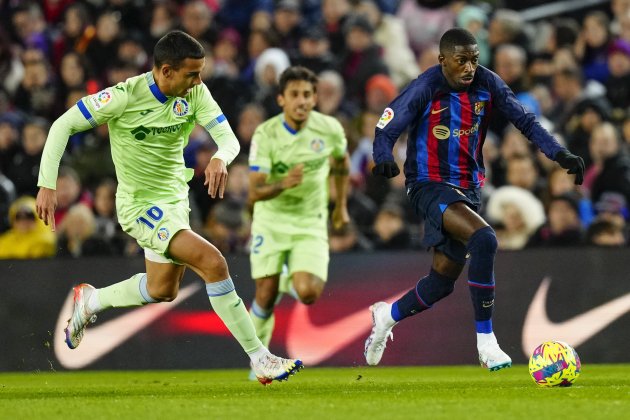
[[331, 118, 348, 159], [195, 83, 240, 165], [76, 85, 128, 127], [487, 70, 564, 160], [372, 77, 429, 164], [37, 103, 109, 190], [249, 126, 271, 174]]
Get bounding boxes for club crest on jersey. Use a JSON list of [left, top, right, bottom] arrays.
[[376, 107, 394, 129], [157, 227, 170, 241], [173, 99, 189, 117], [90, 89, 112, 110], [474, 101, 485, 115], [433, 125, 450, 140], [310, 138, 325, 152]]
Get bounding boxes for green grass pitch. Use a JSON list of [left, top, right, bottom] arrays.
[[1, 365, 629, 419]]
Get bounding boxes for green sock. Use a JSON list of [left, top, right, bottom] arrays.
[[207, 279, 263, 354], [97, 273, 157, 310], [249, 305, 275, 348]]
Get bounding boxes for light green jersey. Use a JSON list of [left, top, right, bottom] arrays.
[[38, 72, 239, 203], [249, 110, 347, 230]]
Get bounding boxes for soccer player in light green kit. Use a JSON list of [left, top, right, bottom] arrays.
[[248, 66, 350, 361], [35, 31, 302, 385]]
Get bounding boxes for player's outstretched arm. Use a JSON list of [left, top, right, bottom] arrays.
[[37, 106, 97, 231]]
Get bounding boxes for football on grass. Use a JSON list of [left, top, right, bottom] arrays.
[[529, 340, 581, 387]]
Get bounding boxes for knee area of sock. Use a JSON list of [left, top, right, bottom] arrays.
[[468, 227, 497, 254], [443, 280, 456, 295], [431, 277, 456, 298]]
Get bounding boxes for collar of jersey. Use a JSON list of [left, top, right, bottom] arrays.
[[145, 72, 169, 104], [282, 120, 299, 135]]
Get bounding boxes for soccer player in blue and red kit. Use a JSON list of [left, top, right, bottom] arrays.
[[364, 28, 584, 370]]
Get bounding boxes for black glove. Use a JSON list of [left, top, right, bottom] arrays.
[[555, 149, 585, 185], [372, 161, 400, 178]]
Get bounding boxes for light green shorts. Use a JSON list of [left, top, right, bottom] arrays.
[[117, 200, 191, 263], [250, 224, 329, 281]]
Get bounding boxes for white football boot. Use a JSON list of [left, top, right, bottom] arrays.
[[250, 353, 303, 385], [64, 283, 98, 349], [478, 340, 512, 371], [364, 302, 396, 366]]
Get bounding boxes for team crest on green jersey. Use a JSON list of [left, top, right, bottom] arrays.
[[310, 138, 325, 152], [173, 99, 189, 117]]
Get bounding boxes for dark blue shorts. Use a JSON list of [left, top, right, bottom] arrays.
[[407, 182, 481, 264]]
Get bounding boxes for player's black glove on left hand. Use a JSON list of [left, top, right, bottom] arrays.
[[555, 150, 585, 185], [372, 161, 400, 178]]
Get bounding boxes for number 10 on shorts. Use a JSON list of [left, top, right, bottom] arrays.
[[137, 205, 164, 229]]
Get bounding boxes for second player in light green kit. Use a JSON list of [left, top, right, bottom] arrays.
[[248, 66, 351, 357], [36, 31, 301, 384]]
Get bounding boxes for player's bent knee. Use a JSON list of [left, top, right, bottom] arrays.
[[294, 284, 323, 305], [150, 287, 178, 302], [255, 289, 278, 309], [468, 226, 497, 254], [200, 253, 229, 280]]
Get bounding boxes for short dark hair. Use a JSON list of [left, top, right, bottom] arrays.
[[439, 28, 478, 55], [278, 66, 318, 94], [154, 30, 205, 69]]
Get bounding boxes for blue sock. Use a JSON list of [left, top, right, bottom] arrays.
[[467, 226, 497, 330], [476, 320, 493, 334], [391, 269, 457, 322]]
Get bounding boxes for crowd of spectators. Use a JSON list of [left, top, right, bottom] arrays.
[[1, 0, 630, 259]]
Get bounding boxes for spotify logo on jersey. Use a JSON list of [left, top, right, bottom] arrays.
[[432, 125, 451, 140]]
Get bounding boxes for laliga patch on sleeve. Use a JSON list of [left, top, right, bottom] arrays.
[[89, 89, 113, 110], [376, 107, 394, 129]]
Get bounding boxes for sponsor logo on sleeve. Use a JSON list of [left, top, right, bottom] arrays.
[[376, 107, 394, 129], [90, 89, 113, 110]]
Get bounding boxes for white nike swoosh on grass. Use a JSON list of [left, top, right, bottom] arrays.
[[54, 283, 202, 369], [522, 277, 630, 356], [285, 291, 404, 365]]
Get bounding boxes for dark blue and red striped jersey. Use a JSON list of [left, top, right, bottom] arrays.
[[372, 65, 565, 189]]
